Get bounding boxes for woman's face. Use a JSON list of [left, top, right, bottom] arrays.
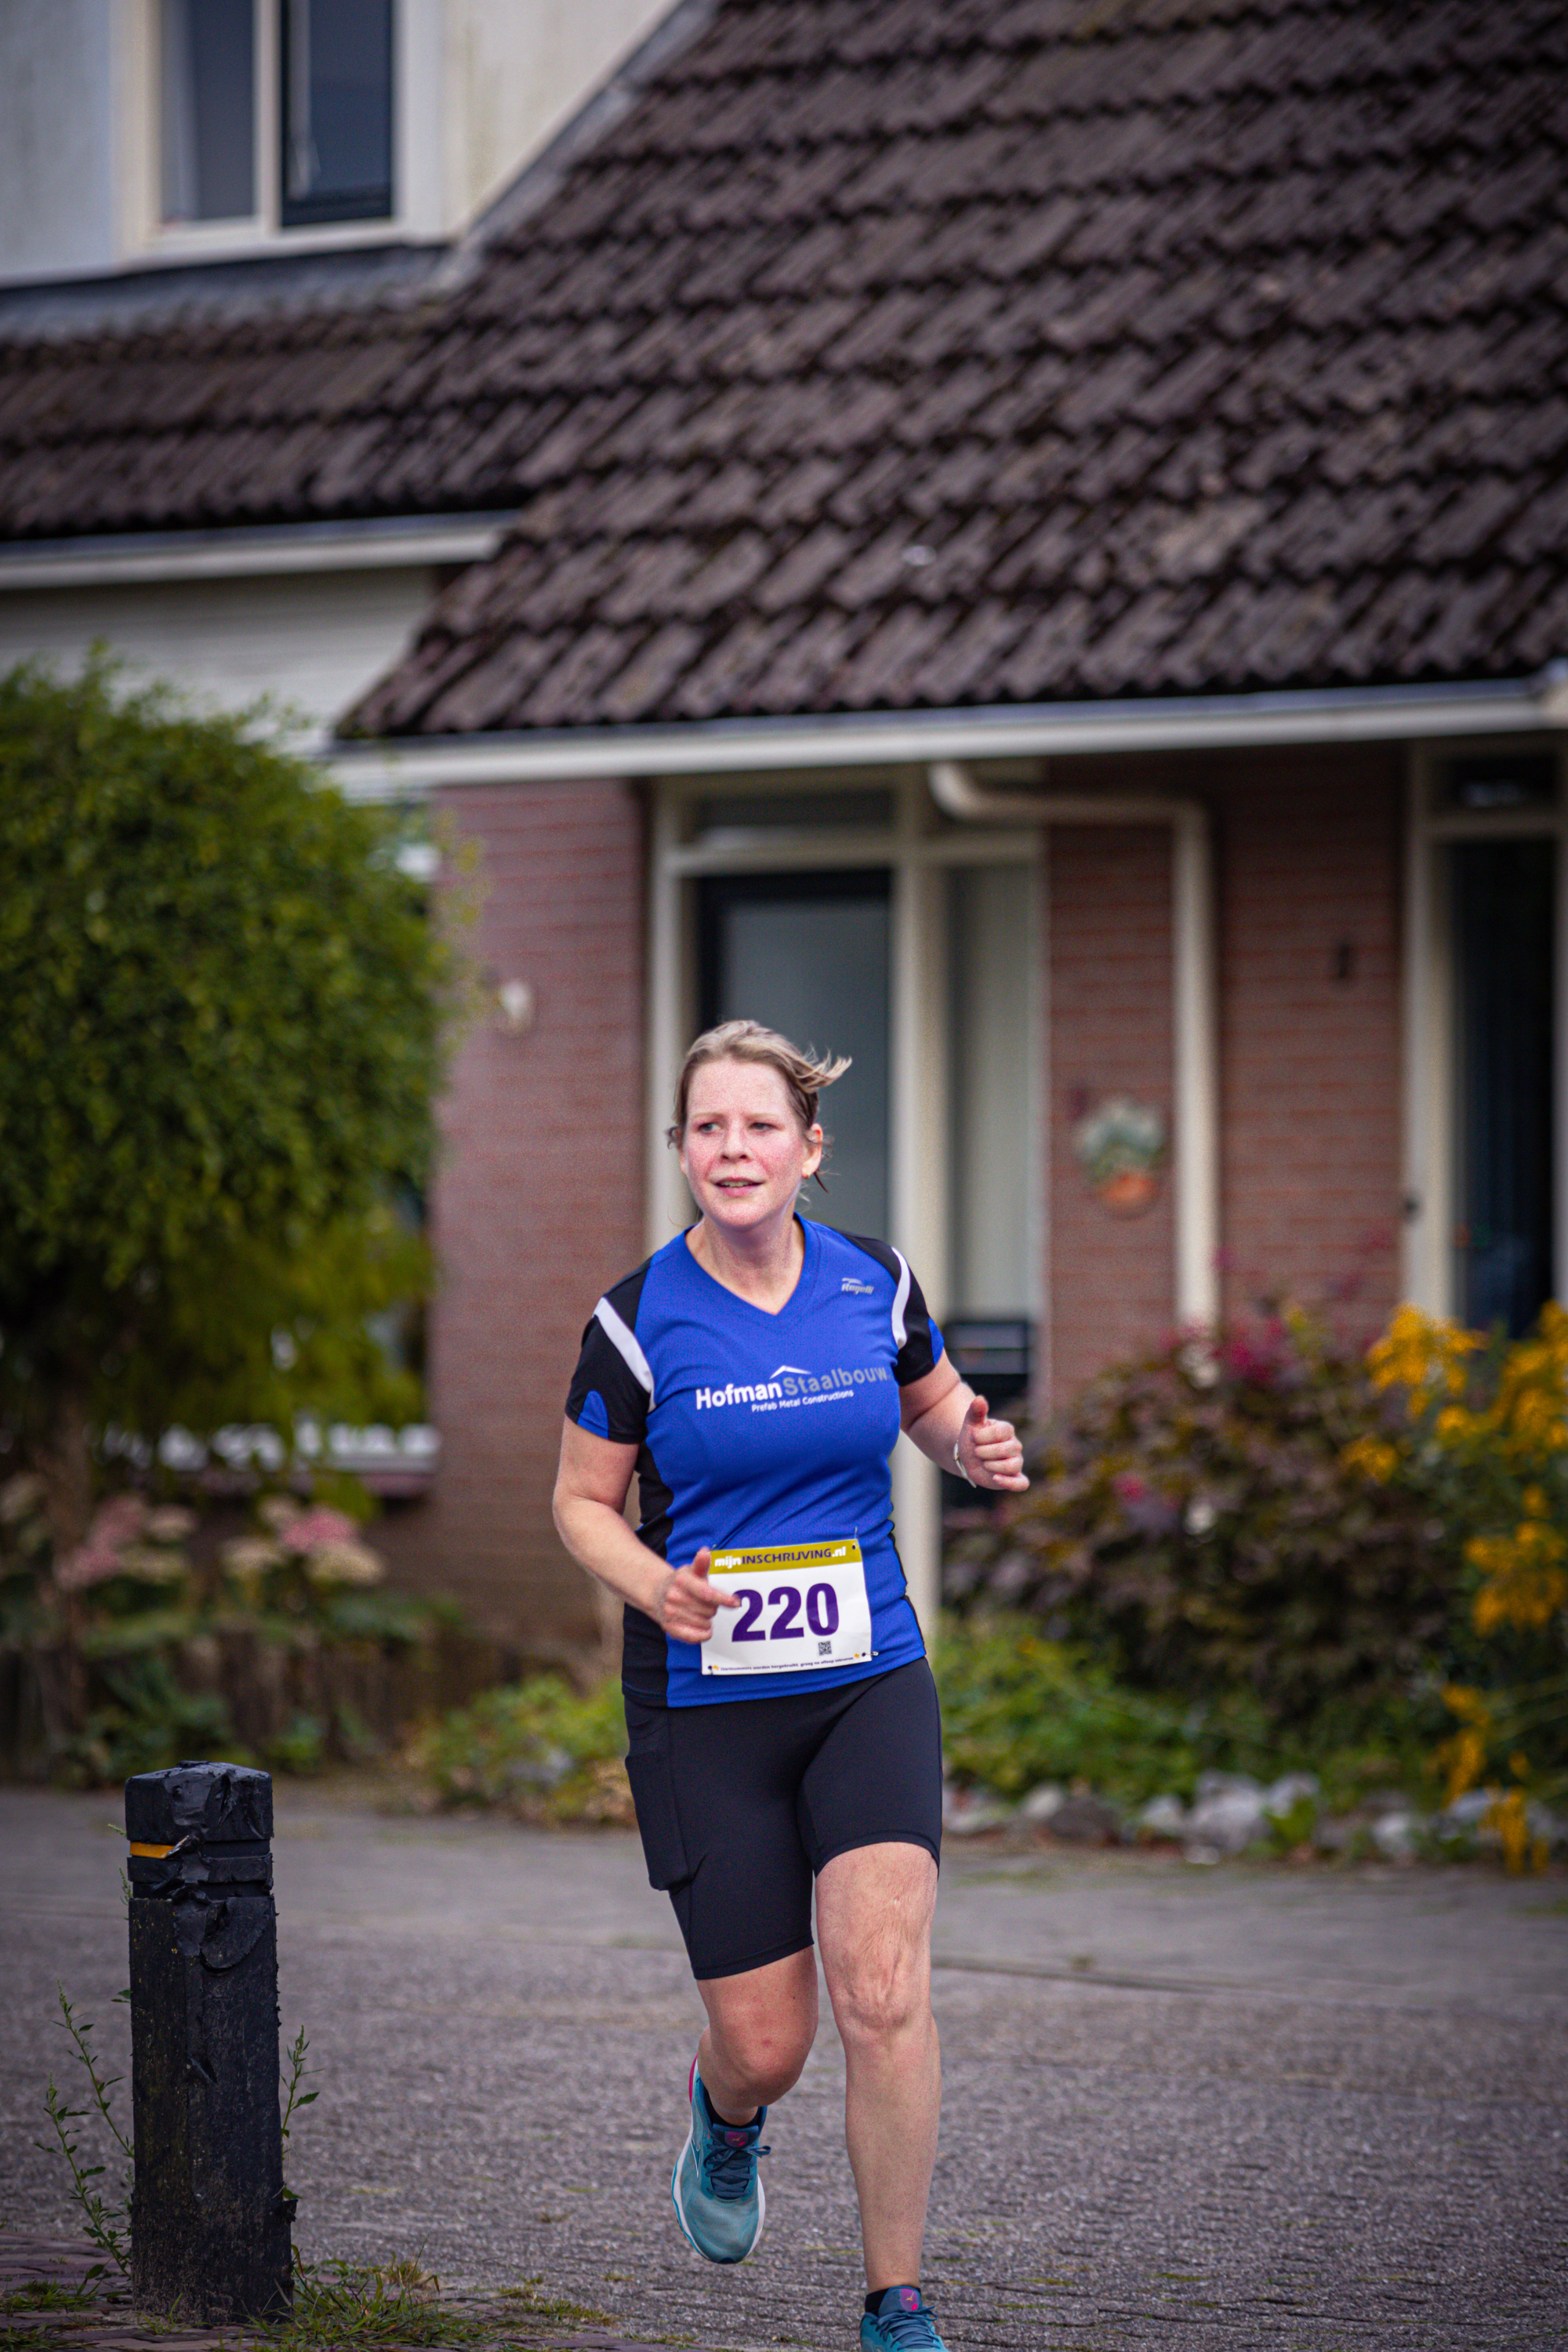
[[679, 1058, 822, 1237]]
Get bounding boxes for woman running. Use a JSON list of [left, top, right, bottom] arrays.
[[553, 1019, 1027, 2352]]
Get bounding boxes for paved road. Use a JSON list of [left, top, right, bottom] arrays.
[[4, 1784, 1565, 2350]]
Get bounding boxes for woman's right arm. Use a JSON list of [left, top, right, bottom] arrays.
[[551, 1417, 738, 1646]]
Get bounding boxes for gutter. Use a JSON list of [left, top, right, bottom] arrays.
[[323, 670, 1568, 793], [0, 511, 516, 590], [931, 761, 1218, 1332]]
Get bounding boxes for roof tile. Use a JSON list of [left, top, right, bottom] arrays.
[[350, 631, 486, 737], [1512, 569, 1568, 670], [755, 522, 858, 613], [909, 597, 1029, 703], [753, 454, 848, 527], [598, 536, 703, 626], [1412, 475, 1529, 568], [751, 606, 865, 709], [517, 623, 638, 728], [673, 529, 775, 615], [1502, 467, 1568, 566], [837, 601, 949, 706], [421, 629, 564, 735], [669, 610, 797, 718], [597, 622, 707, 722], [995, 593, 1097, 699]]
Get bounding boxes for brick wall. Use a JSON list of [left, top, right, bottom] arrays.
[[1047, 823, 1176, 1399], [416, 777, 646, 1649], [1215, 747, 1403, 1337], [1044, 746, 1406, 1403]]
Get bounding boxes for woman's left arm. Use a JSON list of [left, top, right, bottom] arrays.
[[899, 1360, 1029, 1493]]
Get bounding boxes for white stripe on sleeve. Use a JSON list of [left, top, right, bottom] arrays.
[[594, 1296, 655, 1403], [890, 1249, 912, 1351]]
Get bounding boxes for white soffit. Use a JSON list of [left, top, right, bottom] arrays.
[[0, 513, 517, 589], [325, 670, 1568, 796]]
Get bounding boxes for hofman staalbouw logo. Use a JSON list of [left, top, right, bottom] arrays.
[[695, 1363, 891, 1410]]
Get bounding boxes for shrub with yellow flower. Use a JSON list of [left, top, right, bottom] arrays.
[[1356, 1301, 1568, 1867]]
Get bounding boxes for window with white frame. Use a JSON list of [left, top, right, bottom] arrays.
[[159, 0, 394, 232]]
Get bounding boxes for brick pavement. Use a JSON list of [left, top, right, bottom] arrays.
[[4, 1784, 1565, 2351]]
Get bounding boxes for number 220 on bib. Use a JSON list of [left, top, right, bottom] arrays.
[[702, 1537, 873, 1675]]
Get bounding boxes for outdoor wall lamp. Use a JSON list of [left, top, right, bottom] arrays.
[[497, 977, 535, 1032]]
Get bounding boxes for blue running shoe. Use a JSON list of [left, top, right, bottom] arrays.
[[670, 2054, 768, 2263], [861, 2285, 949, 2348]]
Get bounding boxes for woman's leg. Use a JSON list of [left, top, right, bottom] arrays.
[[696, 1945, 818, 2120], [815, 1841, 941, 2292]]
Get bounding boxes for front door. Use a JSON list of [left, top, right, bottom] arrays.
[[697, 869, 891, 1240]]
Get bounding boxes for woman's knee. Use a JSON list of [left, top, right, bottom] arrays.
[[827, 1952, 930, 2051], [706, 2014, 814, 2103], [702, 1952, 818, 2100], [816, 1842, 937, 2049], [716, 2035, 811, 2105]]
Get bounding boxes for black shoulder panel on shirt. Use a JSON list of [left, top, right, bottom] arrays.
[[564, 1256, 655, 1444], [602, 1258, 653, 1326], [837, 1230, 901, 1283]]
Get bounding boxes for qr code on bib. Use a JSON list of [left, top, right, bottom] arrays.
[[818, 1639, 832, 1656]]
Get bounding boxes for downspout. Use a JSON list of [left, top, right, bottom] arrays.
[[928, 761, 1219, 1329]]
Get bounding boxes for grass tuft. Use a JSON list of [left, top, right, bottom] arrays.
[[260, 2257, 481, 2350], [496, 2279, 620, 2328]]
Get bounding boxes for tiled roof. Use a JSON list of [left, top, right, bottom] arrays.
[[5, 0, 1568, 728]]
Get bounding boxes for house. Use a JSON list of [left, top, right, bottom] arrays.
[[3, 0, 1566, 1655]]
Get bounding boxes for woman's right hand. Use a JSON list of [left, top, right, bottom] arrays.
[[658, 1547, 742, 1645]]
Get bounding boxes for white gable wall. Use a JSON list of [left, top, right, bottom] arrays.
[[446, 0, 677, 226], [0, 568, 437, 732], [0, 0, 119, 281]]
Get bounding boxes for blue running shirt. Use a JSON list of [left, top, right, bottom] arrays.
[[564, 1219, 944, 1706]]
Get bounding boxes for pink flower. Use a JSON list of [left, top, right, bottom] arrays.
[[55, 1541, 121, 1594], [92, 1494, 148, 1544], [278, 1507, 359, 1553], [54, 1494, 149, 1593]]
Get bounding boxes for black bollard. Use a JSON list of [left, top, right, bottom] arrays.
[[125, 1761, 294, 2322]]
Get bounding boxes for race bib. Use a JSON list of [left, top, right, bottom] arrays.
[[701, 1537, 873, 1675]]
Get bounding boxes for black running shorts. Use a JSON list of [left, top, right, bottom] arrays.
[[622, 1657, 943, 1981]]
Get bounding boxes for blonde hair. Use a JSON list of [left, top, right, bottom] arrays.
[[667, 1019, 851, 1169]]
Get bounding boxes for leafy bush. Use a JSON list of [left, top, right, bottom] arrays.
[[413, 1676, 632, 1824], [0, 655, 456, 1549], [0, 1471, 452, 1784], [932, 1613, 1272, 1803], [932, 1611, 1443, 1814], [1353, 1305, 1568, 1837], [68, 1655, 235, 1786], [946, 1312, 1455, 1730]]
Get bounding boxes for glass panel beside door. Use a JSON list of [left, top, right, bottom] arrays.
[[1451, 835, 1555, 1336], [696, 870, 891, 1240]]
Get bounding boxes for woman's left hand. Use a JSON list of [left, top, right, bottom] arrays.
[[955, 1392, 1029, 1492]]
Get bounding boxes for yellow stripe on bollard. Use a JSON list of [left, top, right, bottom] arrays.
[[127, 1842, 175, 1857]]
